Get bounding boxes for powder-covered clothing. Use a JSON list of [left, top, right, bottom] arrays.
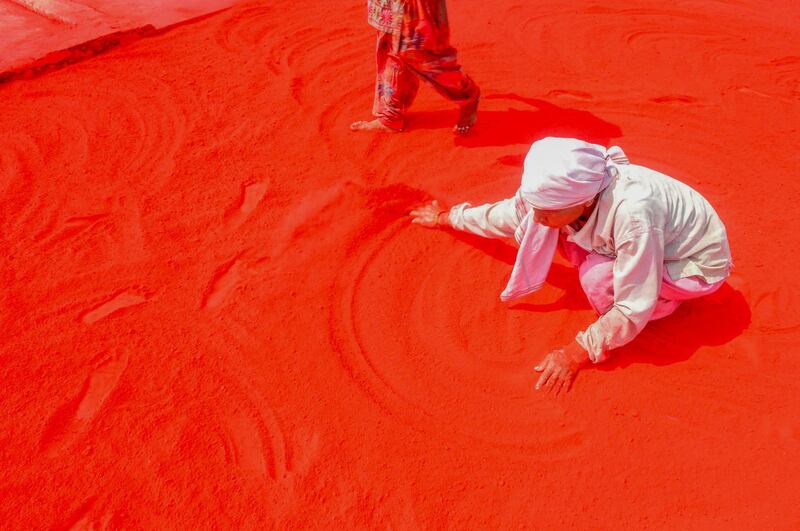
[[563, 239, 725, 361], [367, 0, 450, 45], [448, 163, 732, 362], [368, 0, 405, 34], [494, 139, 631, 301], [366, 0, 477, 130], [372, 31, 479, 130]]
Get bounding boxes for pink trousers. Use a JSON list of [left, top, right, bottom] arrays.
[[560, 238, 723, 320]]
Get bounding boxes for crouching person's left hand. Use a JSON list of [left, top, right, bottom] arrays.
[[535, 342, 589, 395]]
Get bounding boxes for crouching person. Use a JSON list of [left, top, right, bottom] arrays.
[[410, 137, 732, 394]]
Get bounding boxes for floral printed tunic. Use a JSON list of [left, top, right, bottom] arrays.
[[367, 0, 451, 51]]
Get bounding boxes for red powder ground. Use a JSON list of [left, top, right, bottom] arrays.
[[1, 0, 799, 528]]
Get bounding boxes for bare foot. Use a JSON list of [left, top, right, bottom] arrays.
[[454, 97, 479, 134], [350, 119, 399, 132]]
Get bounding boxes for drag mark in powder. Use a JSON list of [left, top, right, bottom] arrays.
[[81, 290, 149, 324]]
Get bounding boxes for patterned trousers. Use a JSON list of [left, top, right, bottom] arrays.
[[372, 31, 479, 130]]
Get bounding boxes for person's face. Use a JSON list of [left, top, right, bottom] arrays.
[[533, 201, 593, 228]]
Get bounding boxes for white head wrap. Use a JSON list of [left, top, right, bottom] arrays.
[[519, 137, 629, 210], [500, 137, 629, 302]]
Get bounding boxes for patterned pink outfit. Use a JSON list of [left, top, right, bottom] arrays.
[[366, 0, 479, 130]]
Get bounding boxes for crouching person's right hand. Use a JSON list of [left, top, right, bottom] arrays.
[[410, 200, 450, 229]]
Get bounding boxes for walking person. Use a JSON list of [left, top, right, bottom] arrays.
[[351, 0, 480, 133]]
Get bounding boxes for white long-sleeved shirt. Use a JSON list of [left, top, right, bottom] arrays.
[[448, 164, 732, 361]]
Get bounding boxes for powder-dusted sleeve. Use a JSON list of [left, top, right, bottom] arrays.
[[576, 228, 665, 362], [447, 195, 524, 239]]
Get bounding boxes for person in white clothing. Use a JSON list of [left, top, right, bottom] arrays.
[[409, 137, 732, 395]]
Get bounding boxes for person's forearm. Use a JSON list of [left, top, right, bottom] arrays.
[[564, 340, 591, 367], [447, 197, 521, 239], [575, 307, 640, 363], [576, 228, 665, 363]]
